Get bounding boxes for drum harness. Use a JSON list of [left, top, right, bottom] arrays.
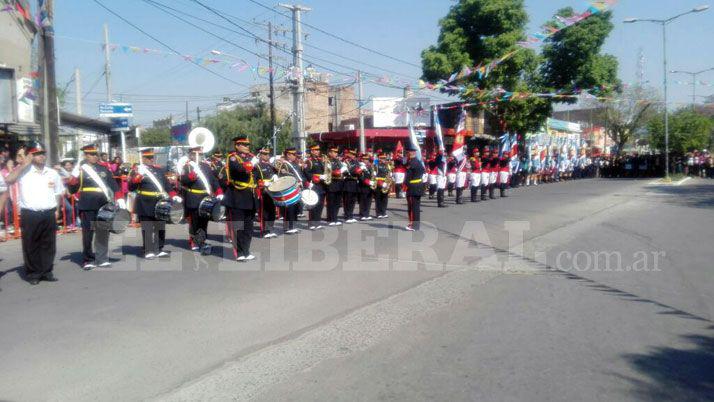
[[225, 154, 256, 190], [138, 164, 168, 198], [80, 163, 113, 202], [188, 161, 213, 196]]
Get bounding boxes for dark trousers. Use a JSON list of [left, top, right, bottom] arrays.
[[374, 190, 389, 216], [227, 207, 254, 258], [428, 184, 436, 198], [20, 208, 57, 279], [343, 191, 357, 220], [186, 208, 209, 248], [326, 191, 342, 222], [308, 191, 325, 227], [437, 189, 446, 206], [258, 193, 276, 235], [470, 186, 479, 202], [394, 185, 403, 199], [359, 191, 373, 218], [406, 196, 421, 230], [139, 216, 166, 255], [281, 203, 299, 230], [80, 210, 110, 264]]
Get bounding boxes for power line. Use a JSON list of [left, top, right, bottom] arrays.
[[92, 0, 251, 89], [245, 0, 421, 69]]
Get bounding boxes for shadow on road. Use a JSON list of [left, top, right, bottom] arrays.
[[621, 331, 714, 401], [649, 181, 714, 210]]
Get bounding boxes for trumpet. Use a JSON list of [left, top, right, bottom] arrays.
[[381, 163, 394, 194]]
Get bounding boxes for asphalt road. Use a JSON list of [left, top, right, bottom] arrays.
[[1, 178, 713, 401]]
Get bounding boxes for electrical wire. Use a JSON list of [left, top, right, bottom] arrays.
[[92, 0, 251, 89]]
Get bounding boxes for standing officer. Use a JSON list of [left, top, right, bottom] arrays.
[[435, 151, 448, 208], [326, 146, 344, 226], [392, 151, 406, 199], [342, 149, 360, 224], [254, 147, 278, 238], [303, 144, 327, 230], [373, 152, 391, 218], [4, 142, 64, 284], [129, 149, 179, 259], [221, 136, 258, 262], [404, 145, 425, 231], [357, 153, 374, 221], [180, 145, 223, 254], [67, 144, 125, 269], [210, 150, 224, 178]]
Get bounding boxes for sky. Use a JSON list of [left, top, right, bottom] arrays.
[[51, 0, 714, 126]]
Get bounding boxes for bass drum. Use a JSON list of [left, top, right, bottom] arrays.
[[300, 189, 319, 210], [96, 203, 131, 234], [198, 196, 226, 222], [266, 176, 301, 207], [155, 199, 184, 224]]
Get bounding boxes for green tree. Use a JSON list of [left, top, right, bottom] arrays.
[[594, 85, 659, 155], [204, 103, 291, 154], [648, 108, 713, 154], [141, 127, 171, 146], [421, 0, 619, 135]]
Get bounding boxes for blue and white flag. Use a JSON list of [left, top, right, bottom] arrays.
[[407, 112, 422, 163]]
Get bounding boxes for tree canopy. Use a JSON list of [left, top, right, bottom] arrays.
[[203, 104, 291, 154], [422, 0, 620, 136], [648, 108, 713, 154]]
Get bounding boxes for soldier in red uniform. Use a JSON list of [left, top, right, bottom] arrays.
[[480, 146, 492, 201], [469, 148, 482, 203]]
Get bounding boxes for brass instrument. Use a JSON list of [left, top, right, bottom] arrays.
[[323, 155, 332, 185], [369, 162, 378, 190], [381, 162, 394, 194]]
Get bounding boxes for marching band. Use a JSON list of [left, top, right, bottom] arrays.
[[6, 131, 599, 279]]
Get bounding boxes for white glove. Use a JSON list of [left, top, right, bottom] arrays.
[[251, 156, 259, 165], [340, 165, 348, 174], [71, 163, 81, 178], [116, 198, 127, 210], [319, 174, 326, 181], [382, 182, 389, 189], [308, 182, 314, 189], [216, 194, 224, 200], [172, 195, 183, 203], [271, 174, 278, 182], [138, 164, 149, 175], [367, 180, 373, 186]]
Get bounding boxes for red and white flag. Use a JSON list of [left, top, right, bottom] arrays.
[[451, 108, 468, 162]]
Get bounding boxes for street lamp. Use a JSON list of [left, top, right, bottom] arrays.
[[670, 67, 714, 107], [624, 5, 710, 180]]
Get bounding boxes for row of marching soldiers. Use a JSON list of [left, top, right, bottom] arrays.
[[141, 136, 425, 263], [424, 146, 513, 208]]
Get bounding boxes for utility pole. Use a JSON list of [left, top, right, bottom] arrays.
[[280, 3, 311, 154], [357, 70, 366, 153], [196, 106, 201, 123], [103, 23, 112, 102], [268, 21, 277, 148], [185, 100, 189, 123], [74, 68, 83, 151], [39, 0, 59, 164]]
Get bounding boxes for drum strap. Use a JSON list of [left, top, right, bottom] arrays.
[[81, 164, 113, 202], [139, 164, 168, 197], [189, 161, 213, 196]]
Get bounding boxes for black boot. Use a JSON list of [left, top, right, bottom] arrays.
[[456, 187, 464, 204], [500, 185, 507, 197], [481, 185, 488, 200], [470, 187, 478, 202], [489, 185, 495, 199]]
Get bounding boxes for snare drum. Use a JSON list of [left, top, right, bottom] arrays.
[[96, 203, 131, 234], [155, 199, 184, 224], [266, 176, 301, 207], [198, 196, 225, 222], [300, 189, 319, 210]]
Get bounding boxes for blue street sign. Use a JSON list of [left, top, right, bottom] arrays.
[[111, 117, 130, 132], [99, 103, 133, 118]]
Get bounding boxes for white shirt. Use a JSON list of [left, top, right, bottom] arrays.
[[18, 165, 65, 211], [0, 173, 6, 193]]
